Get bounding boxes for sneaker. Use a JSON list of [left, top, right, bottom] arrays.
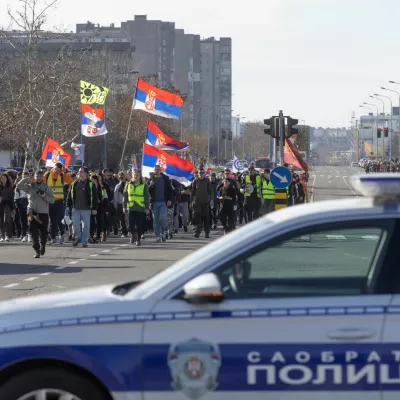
[[59, 235, 64, 245], [141, 234, 145, 240], [183, 226, 188, 232], [162, 234, 167, 242], [68, 235, 73, 241], [50, 239, 57, 245], [130, 236, 134, 244], [136, 240, 141, 247], [205, 233, 210, 239], [0, 238, 4, 242], [156, 238, 161, 243], [28, 234, 32, 243], [174, 229, 178, 234], [72, 239, 80, 248], [5, 237, 10, 242], [21, 236, 27, 243], [121, 235, 126, 239], [194, 233, 200, 238], [34, 253, 40, 259], [82, 244, 88, 248], [40, 246, 46, 256], [212, 224, 217, 230], [168, 232, 173, 239]]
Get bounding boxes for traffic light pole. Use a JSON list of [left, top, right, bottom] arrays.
[[279, 110, 284, 165]]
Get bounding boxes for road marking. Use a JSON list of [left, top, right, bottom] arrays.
[[56, 266, 67, 270], [102, 250, 111, 252], [24, 277, 38, 282], [328, 181, 332, 183], [68, 261, 79, 264], [3, 283, 20, 288], [112, 247, 119, 250], [326, 235, 346, 240], [39, 272, 52, 276], [362, 235, 379, 240], [120, 244, 128, 247], [310, 173, 316, 202], [336, 176, 340, 178], [89, 254, 99, 257], [319, 175, 324, 177]]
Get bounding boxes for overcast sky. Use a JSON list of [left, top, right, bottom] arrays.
[[2, 0, 400, 128]]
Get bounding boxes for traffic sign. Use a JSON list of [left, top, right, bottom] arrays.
[[270, 166, 292, 189]]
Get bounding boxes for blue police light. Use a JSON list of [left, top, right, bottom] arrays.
[[350, 174, 400, 197]]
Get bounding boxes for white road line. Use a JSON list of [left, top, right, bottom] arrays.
[[89, 254, 99, 257], [24, 277, 38, 282], [362, 235, 379, 240], [328, 181, 332, 183], [310, 172, 316, 203], [336, 176, 340, 178], [102, 250, 111, 253], [112, 247, 119, 250], [68, 261, 79, 264], [326, 235, 346, 240], [120, 244, 128, 247], [56, 266, 67, 270], [39, 272, 52, 276], [3, 283, 20, 288], [319, 175, 324, 177]]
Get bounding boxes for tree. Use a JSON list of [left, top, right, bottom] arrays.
[[295, 125, 309, 152], [0, 0, 100, 168], [233, 121, 270, 160]]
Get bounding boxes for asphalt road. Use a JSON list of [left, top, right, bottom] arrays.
[[0, 165, 365, 301], [309, 165, 364, 201], [0, 231, 222, 301]]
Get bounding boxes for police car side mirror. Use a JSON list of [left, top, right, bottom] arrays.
[[183, 273, 224, 304]]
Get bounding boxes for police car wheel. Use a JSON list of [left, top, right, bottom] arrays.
[[0, 367, 109, 400]]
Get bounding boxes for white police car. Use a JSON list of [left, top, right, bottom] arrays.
[[0, 174, 399, 400]]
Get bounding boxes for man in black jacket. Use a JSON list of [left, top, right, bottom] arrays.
[[148, 165, 173, 243], [66, 167, 98, 248]]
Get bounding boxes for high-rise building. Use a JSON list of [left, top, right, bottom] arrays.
[[174, 29, 201, 135], [200, 37, 232, 158]]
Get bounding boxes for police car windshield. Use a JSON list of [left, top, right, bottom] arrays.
[[125, 216, 277, 298]]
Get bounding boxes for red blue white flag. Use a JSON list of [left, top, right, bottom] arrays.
[[146, 120, 189, 151], [132, 79, 184, 119]]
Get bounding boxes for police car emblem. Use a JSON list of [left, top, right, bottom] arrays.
[[168, 338, 221, 399]]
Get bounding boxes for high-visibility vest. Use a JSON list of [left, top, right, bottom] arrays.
[[47, 172, 64, 200], [70, 181, 94, 209], [261, 179, 275, 200], [126, 183, 145, 208], [244, 175, 261, 197]]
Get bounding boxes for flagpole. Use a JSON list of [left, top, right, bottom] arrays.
[[140, 142, 145, 174], [120, 77, 139, 167]]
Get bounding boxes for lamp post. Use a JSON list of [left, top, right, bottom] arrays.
[[364, 102, 379, 157], [103, 70, 139, 168], [179, 92, 188, 142], [375, 93, 393, 159]]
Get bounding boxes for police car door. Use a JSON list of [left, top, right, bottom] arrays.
[[142, 220, 392, 400]]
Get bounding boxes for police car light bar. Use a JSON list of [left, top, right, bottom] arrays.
[[350, 174, 400, 197]]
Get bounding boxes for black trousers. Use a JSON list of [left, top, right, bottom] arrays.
[[30, 213, 49, 252], [15, 206, 28, 237], [116, 204, 128, 236], [219, 206, 234, 232], [49, 199, 65, 239], [129, 211, 144, 240], [194, 202, 210, 234], [244, 197, 261, 222]]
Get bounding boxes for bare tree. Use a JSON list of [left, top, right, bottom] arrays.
[[0, 0, 95, 168]]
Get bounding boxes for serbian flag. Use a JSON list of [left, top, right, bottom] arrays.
[[284, 138, 308, 171], [132, 79, 184, 119], [81, 104, 107, 137], [146, 120, 189, 151], [142, 143, 195, 185], [41, 138, 72, 168]]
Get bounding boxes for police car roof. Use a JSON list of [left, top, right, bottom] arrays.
[[130, 196, 390, 300]]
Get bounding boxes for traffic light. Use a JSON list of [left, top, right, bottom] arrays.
[[384, 127, 389, 138], [287, 117, 299, 137], [377, 128, 382, 138]]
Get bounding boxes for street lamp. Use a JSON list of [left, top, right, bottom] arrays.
[[179, 92, 188, 142], [369, 95, 385, 114], [103, 70, 139, 168], [375, 93, 393, 159], [364, 102, 381, 157]]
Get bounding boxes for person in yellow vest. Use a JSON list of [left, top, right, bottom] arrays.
[[43, 162, 73, 245], [123, 169, 150, 246], [260, 168, 276, 215], [240, 165, 261, 222]]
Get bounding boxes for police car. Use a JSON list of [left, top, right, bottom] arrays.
[[0, 174, 400, 400]]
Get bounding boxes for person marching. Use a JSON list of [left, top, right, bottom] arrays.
[[17, 170, 55, 258], [123, 170, 150, 246], [260, 168, 276, 215], [241, 165, 261, 222], [43, 162, 73, 245]]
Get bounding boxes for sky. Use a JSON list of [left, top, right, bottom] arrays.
[[2, 0, 400, 128]]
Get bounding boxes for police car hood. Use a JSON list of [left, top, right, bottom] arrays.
[[0, 284, 152, 329]]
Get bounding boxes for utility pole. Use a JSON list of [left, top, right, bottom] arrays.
[[279, 110, 284, 164]]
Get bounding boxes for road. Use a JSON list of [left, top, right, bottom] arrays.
[[0, 232, 222, 301], [0, 165, 364, 301], [309, 165, 364, 201]]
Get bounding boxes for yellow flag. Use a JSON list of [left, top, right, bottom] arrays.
[[80, 80, 109, 105]]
